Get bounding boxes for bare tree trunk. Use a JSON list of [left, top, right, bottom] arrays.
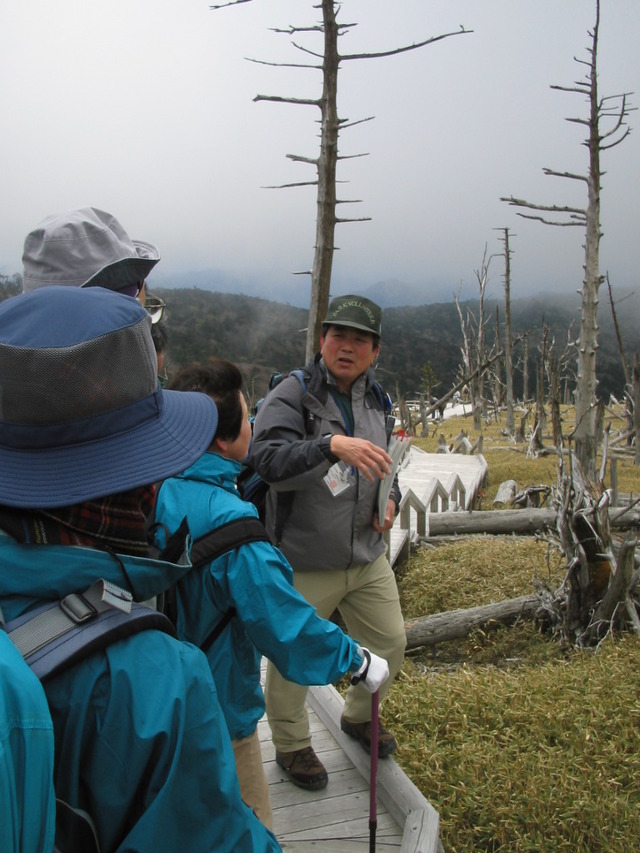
[[306, 0, 339, 360], [607, 275, 632, 389], [634, 355, 640, 465], [523, 333, 530, 402], [501, 227, 515, 433], [549, 350, 563, 446], [573, 46, 603, 478]]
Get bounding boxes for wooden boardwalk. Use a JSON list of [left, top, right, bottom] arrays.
[[259, 674, 441, 852], [257, 446, 487, 851]]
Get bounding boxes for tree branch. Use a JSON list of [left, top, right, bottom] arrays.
[[271, 25, 323, 35], [515, 214, 585, 227], [337, 152, 369, 160], [291, 41, 324, 60], [340, 27, 472, 62], [210, 0, 253, 9], [339, 116, 375, 130], [286, 154, 318, 165], [262, 181, 318, 189], [501, 196, 586, 216], [253, 94, 320, 107], [542, 168, 588, 183], [601, 127, 632, 150], [247, 57, 320, 70], [551, 84, 590, 96]]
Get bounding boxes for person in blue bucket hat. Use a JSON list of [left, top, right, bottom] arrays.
[[0, 286, 280, 852]]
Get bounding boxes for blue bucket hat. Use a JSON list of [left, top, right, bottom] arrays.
[[21, 207, 160, 293], [0, 287, 217, 508]]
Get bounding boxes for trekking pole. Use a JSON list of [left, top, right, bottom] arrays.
[[369, 689, 379, 853]]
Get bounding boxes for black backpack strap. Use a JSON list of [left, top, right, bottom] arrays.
[[7, 579, 176, 682], [189, 516, 270, 569], [189, 517, 270, 653]]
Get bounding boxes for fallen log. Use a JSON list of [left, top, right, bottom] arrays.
[[422, 507, 640, 538], [404, 593, 539, 649], [425, 508, 556, 536]]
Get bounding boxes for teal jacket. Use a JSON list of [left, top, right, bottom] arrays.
[[0, 630, 55, 853], [154, 451, 363, 741], [0, 530, 280, 853]]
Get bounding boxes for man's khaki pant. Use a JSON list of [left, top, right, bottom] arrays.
[[232, 729, 274, 831], [265, 552, 407, 753]]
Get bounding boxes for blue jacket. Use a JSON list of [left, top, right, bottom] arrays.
[[0, 630, 55, 853], [0, 530, 280, 853], [154, 451, 363, 741]]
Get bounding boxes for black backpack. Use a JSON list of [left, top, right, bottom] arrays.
[[237, 369, 310, 522]]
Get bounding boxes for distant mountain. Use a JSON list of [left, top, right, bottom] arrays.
[[147, 286, 639, 403], [150, 269, 468, 308], [2, 276, 635, 402]]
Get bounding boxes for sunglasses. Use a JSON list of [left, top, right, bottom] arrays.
[[144, 294, 166, 325]]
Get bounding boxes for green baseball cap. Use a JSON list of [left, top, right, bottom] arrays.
[[323, 295, 382, 337]]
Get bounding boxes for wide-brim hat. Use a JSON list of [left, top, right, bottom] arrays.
[[22, 207, 160, 293], [0, 287, 217, 508], [323, 294, 382, 337]]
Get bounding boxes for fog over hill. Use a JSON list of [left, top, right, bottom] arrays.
[[143, 284, 639, 404], [150, 268, 609, 310]]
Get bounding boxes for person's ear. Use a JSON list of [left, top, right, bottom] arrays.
[[213, 436, 227, 454], [371, 342, 381, 365]]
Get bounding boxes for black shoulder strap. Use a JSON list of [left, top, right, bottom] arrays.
[[189, 516, 269, 569], [190, 517, 270, 653]]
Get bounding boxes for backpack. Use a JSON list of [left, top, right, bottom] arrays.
[[237, 369, 310, 522], [2, 585, 172, 853], [2, 519, 269, 853], [238, 366, 395, 526]]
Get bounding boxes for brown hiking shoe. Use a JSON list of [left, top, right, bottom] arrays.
[[275, 746, 328, 790], [340, 717, 397, 758]]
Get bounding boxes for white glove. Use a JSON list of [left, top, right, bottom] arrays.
[[350, 647, 389, 693]]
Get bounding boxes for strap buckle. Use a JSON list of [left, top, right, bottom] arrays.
[[60, 592, 97, 624]]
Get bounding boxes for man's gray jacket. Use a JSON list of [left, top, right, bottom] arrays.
[[249, 356, 399, 573]]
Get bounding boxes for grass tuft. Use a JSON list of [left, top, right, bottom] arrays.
[[383, 404, 640, 851]]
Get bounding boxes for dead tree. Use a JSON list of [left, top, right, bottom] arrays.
[[634, 356, 640, 465], [523, 332, 531, 403], [212, 0, 472, 360], [501, 0, 635, 478], [455, 246, 496, 430], [487, 304, 505, 422], [536, 450, 640, 646], [606, 275, 637, 451], [496, 227, 516, 434]]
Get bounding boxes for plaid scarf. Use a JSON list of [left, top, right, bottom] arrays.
[[0, 484, 156, 557]]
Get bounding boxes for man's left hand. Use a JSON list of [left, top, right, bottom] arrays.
[[373, 498, 396, 533]]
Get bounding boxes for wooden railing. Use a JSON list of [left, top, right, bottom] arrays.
[[386, 474, 467, 565]]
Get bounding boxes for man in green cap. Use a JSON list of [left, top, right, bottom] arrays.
[[250, 294, 407, 791]]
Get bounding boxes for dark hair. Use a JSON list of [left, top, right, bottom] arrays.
[[321, 323, 380, 349], [151, 319, 169, 355], [169, 359, 244, 441]]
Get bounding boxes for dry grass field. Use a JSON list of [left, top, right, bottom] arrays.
[[383, 404, 640, 852]]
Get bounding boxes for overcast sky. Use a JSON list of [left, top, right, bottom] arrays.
[[1, 0, 638, 306]]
